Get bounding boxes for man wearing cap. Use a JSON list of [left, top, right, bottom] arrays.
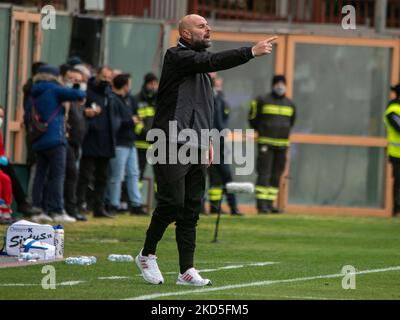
[[249, 75, 296, 214], [384, 84, 400, 216]]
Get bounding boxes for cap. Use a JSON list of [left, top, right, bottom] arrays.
[[144, 73, 158, 84], [37, 64, 60, 77], [272, 75, 286, 86]]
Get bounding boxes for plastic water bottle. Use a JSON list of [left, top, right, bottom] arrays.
[[18, 252, 40, 262], [65, 256, 97, 265], [53, 225, 64, 259], [108, 254, 133, 262]]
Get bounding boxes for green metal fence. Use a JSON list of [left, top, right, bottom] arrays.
[[104, 18, 164, 93]]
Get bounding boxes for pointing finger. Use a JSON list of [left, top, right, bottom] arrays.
[[266, 36, 278, 43]]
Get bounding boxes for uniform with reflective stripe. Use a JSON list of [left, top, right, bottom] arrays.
[[384, 103, 400, 158]]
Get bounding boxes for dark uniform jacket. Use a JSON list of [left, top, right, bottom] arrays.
[[134, 87, 157, 150], [249, 92, 296, 148], [153, 38, 254, 149], [81, 78, 121, 158]]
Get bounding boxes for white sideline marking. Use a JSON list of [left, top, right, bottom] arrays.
[[0, 261, 278, 287], [127, 266, 400, 300], [59, 281, 86, 286], [98, 276, 131, 280], [162, 261, 278, 275]]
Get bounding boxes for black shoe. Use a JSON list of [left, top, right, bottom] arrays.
[[231, 212, 244, 217], [73, 212, 88, 221], [258, 207, 272, 215], [130, 206, 147, 215], [17, 202, 33, 217], [93, 209, 115, 219]]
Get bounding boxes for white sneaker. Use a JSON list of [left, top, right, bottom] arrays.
[[176, 268, 212, 286], [135, 249, 164, 285], [31, 213, 54, 223], [52, 212, 76, 223]]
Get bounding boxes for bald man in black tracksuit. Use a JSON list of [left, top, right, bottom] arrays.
[[135, 14, 277, 286]]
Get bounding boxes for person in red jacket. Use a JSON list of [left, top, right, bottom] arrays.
[[0, 106, 13, 225]]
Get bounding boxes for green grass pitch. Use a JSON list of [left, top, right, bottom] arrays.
[[1, 213, 400, 300]]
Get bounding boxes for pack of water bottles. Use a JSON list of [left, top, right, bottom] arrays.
[[18, 252, 40, 262], [65, 256, 97, 265], [107, 254, 133, 262]]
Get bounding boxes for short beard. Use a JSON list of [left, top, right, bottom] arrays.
[[192, 38, 211, 50]]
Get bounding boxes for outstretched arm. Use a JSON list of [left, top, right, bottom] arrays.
[[175, 36, 278, 75]]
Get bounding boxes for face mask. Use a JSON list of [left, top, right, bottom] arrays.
[[65, 82, 74, 88], [98, 80, 110, 91], [80, 83, 87, 92], [0, 118, 3, 128], [273, 85, 286, 97]]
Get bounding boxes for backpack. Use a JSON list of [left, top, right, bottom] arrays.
[[28, 95, 62, 142]]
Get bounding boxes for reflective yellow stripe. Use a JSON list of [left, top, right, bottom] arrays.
[[258, 137, 290, 147], [262, 104, 294, 117], [256, 186, 269, 195], [269, 187, 279, 195], [384, 103, 400, 158], [249, 100, 258, 120], [138, 106, 155, 118], [209, 188, 223, 201], [256, 194, 276, 200], [135, 123, 144, 135], [135, 141, 151, 149]]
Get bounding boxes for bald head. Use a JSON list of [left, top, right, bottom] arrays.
[[178, 14, 211, 50]]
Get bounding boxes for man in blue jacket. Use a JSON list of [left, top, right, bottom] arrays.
[[30, 65, 86, 223]]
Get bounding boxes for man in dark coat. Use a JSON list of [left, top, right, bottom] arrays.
[[76, 66, 120, 219]]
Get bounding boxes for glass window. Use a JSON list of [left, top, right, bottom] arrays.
[[210, 40, 276, 130], [288, 144, 386, 208], [292, 43, 392, 137]]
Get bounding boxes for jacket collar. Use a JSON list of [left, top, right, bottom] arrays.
[[178, 38, 195, 50]]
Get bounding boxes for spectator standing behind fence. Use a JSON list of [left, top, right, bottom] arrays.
[[0, 107, 13, 225], [76, 66, 120, 219], [105, 73, 145, 215], [63, 68, 88, 222], [29, 65, 86, 223]]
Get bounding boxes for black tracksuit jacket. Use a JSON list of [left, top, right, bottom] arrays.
[[152, 38, 254, 149]]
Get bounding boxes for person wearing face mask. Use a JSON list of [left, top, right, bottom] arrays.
[[134, 73, 159, 183], [249, 75, 296, 214], [29, 64, 86, 224], [384, 84, 400, 217], [105, 73, 144, 215], [76, 66, 120, 219]]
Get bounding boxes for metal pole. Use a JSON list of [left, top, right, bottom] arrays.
[[211, 205, 222, 243], [375, 0, 387, 33]]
